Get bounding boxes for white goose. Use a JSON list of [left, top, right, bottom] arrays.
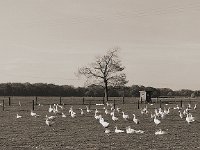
[[133, 114, 139, 124], [57, 104, 64, 110], [95, 109, 99, 114], [86, 106, 92, 113], [155, 129, 167, 135], [103, 107, 109, 115], [94, 112, 102, 120], [16, 114, 22, 118], [122, 111, 129, 120], [106, 102, 113, 107], [174, 105, 180, 110], [70, 111, 76, 118], [49, 105, 54, 113], [115, 126, 124, 133], [155, 109, 160, 117], [105, 128, 111, 134], [183, 109, 187, 115], [126, 127, 145, 134], [116, 107, 121, 113], [163, 107, 168, 114], [194, 104, 197, 110], [110, 106, 114, 111], [126, 126, 136, 134], [111, 112, 118, 121], [188, 103, 191, 109], [154, 116, 161, 125], [62, 112, 66, 118], [45, 119, 54, 126], [110, 109, 115, 116], [151, 113, 155, 119], [69, 106, 73, 114], [164, 107, 170, 115], [45, 115, 56, 120], [141, 105, 148, 114], [179, 111, 183, 119], [99, 117, 109, 128], [31, 110, 40, 117], [186, 113, 195, 124], [79, 108, 84, 115], [53, 104, 62, 115], [135, 130, 145, 134]]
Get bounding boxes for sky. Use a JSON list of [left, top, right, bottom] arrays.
[[0, 0, 200, 90]]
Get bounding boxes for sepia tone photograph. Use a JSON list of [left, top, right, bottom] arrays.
[[0, 0, 199, 149]]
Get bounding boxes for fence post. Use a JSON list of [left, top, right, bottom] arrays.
[[83, 97, 85, 105], [59, 97, 62, 105], [8, 97, 11, 106], [137, 99, 140, 109], [103, 97, 104, 104], [122, 97, 125, 104], [32, 100, 35, 111], [156, 97, 158, 103], [180, 100, 182, 108], [2, 100, 4, 111], [113, 99, 116, 109]]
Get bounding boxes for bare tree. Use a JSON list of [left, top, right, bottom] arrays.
[[78, 48, 128, 102]]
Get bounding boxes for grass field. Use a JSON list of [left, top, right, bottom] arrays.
[[0, 96, 199, 150]]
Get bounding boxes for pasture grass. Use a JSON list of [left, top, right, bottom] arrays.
[[0, 96, 199, 150]]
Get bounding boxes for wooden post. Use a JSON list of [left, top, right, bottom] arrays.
[[122, 97, 125, 104], [59, 97, 62, 105], [137, 99, 140, 109], [8, 97, 11, 106], [156, 97, 158, 103], [32, 100, 35, 110], [2, 100, 4, 111], [35, 97, 38, 105], [180, 100, 182, 108], [103, 97, 105, 104], [159, 100, 162, 108], [82, 97, 85, 105], [113, 99, 116, 109]]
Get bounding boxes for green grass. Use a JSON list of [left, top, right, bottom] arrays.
[[0, 96, 199, 149]]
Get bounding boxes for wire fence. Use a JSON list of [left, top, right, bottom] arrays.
[[0, 96, 199, 112]]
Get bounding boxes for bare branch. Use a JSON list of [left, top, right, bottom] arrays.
[[78, 48, 128, 101]]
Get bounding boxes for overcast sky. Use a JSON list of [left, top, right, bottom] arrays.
[[0, 0, 200, 90]]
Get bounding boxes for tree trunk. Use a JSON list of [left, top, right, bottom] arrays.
[[104, 80, 108, 102]]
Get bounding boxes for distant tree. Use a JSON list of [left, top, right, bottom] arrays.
[[78, 48, 128, 101], [174, 89, 193, 97], [145, 87, 160, 98], [159, 88, 174, 96], [167, 91, 173, 97], [191, 91, 199, 98], [85, 84, 104, 97], [130, 85, 141, 97]]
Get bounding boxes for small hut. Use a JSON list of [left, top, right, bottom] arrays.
[[139, 90, 152, 103]]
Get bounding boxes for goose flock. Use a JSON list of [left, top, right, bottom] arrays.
[[16, 101, 197, 135]]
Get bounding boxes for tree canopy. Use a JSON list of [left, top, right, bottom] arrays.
[[0, 82, 198, 97], [78, 49, 128, 101]]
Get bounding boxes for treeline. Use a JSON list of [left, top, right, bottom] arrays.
[[0, 83, 199, 97]]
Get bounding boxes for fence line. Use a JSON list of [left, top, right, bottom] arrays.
[[0, 96, 199, 111]]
